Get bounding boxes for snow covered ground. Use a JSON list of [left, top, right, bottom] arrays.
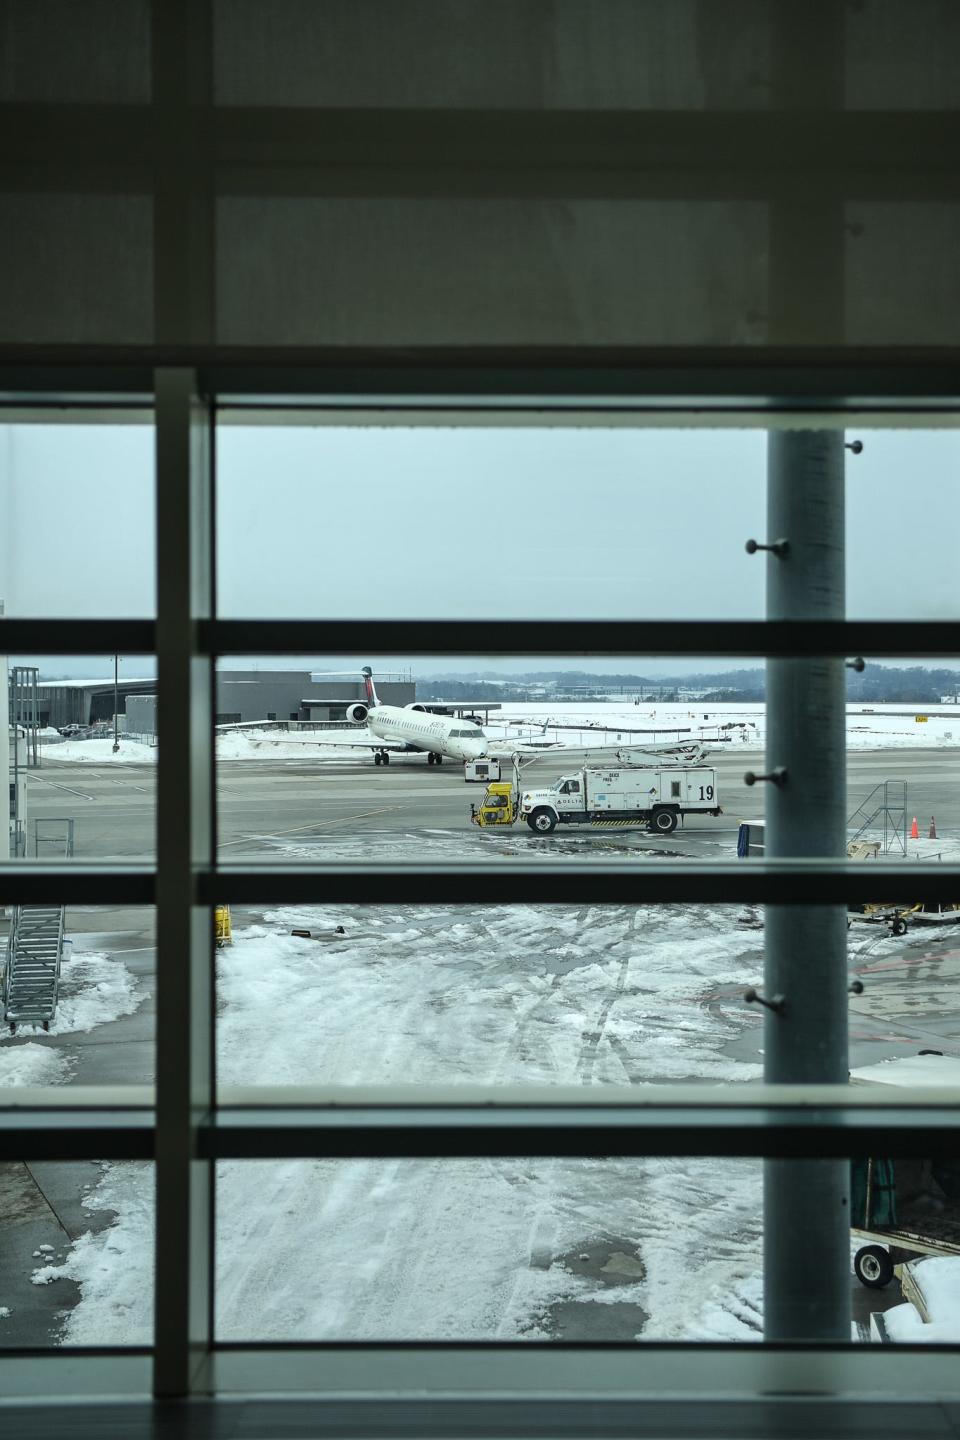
[[48, 737, 158, 764], [41, 700, 960, 764], [220, 701, 960, 759], [32, 902, 768, 1344], [0, 950, 145, 1085]]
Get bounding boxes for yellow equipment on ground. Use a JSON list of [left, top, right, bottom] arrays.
[[471, 781, 517, 828], [215, 904, 233, 947]]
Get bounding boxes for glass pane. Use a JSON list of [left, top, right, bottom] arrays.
[[216, 424, 765, 618], [846, 431, 960, 617], [0, 419, 155, 616], [0, 907, 155, 1087], [214, 655, 761, 864], [216, 1139, 960, 1342], [6, 655, 156, 861], [213, 0, 773, 111], [0, 0, 151, 104], [216, 1157, 761, 1341], [0, 1161, 153, 1347], [215, 901, 765, 1087]]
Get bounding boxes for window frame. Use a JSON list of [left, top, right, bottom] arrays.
[[2, 367, 960, 1410]]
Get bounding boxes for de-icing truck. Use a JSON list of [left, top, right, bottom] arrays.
[[472, 761, 721, 835]]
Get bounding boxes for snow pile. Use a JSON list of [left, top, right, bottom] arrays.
[[49, 951, 144, 1035], [0, 1043, 72, 1087], [882, 1258, 960, 1343], [852, 1054, 960, 1087], [1, 951, 144, 1040], [52, 738, 157, 764], [33, 1163, 154, 1345]]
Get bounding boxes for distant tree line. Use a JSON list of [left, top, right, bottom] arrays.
[[420, 666, 960, 705]]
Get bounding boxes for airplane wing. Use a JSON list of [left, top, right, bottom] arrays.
[[239, 732, 409, 751], [486, 738, 565, 754]]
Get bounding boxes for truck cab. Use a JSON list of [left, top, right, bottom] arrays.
[[521, 774, 590, 832]]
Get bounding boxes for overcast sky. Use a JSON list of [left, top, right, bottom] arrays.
[[1, 421, 957, 677]]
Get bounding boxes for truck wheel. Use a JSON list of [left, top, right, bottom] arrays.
[[891, 916, 907, 937], [651, 808, 678, 835], [527, 809, 557, 834], [853, 1244, 894, 1289]]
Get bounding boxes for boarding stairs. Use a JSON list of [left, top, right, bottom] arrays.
[[2, 818, 74, 1032], [847, 780, 907, 856], [3, 905, 65, 1031]]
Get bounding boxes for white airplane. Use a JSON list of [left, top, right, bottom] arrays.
[[246, 668, 489, 766]]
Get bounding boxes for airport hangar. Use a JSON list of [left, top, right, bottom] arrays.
[[34, 671, 416, 731], [32, 673, 499, 733]]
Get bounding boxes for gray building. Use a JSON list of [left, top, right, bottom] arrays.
[[34, 677, 157, 731], [215, 671, 414, 725], [123, 672, 417, 736]]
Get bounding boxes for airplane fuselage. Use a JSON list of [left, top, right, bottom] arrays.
[[366, 705, 488, 762]]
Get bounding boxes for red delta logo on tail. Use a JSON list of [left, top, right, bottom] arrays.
[[344, 667, 380, 725], [362, 666, 380, 709]]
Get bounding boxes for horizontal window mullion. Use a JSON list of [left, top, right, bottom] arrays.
[[0, 866, 155, 905], [0, 619, 156, 652], [204, 619, 960, 657], [206, 1105, 960, 1161], [206, 862, 960, 907], [0, 1111, 154, 1161], [5, 347, 960, 404]]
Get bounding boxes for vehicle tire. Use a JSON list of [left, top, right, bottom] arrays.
[[527, 808, 557, 834], [650, 808, 678, 835], [854, 1244, 894, 1289], [382, 751, 390, 765], [436, 754, 443, 765], [891, 916, 907, 937], [374, 752, 382, 766]]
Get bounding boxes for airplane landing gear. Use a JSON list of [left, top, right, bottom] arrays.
[[374, 750, 391, 766]]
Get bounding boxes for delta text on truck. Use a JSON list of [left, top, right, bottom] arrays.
[[519, 763, 721, 834]]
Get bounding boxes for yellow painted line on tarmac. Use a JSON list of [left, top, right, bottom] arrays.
[[218, 806, 401, 848]]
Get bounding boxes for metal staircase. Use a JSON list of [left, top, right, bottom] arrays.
[[3, 905, 65, 1031], [2, 818, 74, 1032], [847, 780, 907, 855]]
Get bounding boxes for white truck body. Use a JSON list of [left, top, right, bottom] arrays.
[[520, 764, 720, 834]]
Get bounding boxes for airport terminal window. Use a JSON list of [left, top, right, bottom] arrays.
[[4, 394, 960, 1397]]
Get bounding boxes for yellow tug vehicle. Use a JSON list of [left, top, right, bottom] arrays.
[[471, 782, 517, 828]]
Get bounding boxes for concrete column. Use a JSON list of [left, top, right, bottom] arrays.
[[763, 431, 850, 1341]]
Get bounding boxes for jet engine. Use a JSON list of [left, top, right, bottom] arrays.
[[405, 702, 427, 711], [345, 702, 369, 724]]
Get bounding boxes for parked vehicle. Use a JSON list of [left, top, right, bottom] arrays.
[[472, 764, 721, 835]]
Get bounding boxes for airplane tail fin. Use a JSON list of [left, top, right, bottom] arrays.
[[361, 666, 380, 708]]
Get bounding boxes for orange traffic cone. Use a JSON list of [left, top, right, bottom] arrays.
[[929, 816, 938, 839], [911, 816, 919, 839]]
